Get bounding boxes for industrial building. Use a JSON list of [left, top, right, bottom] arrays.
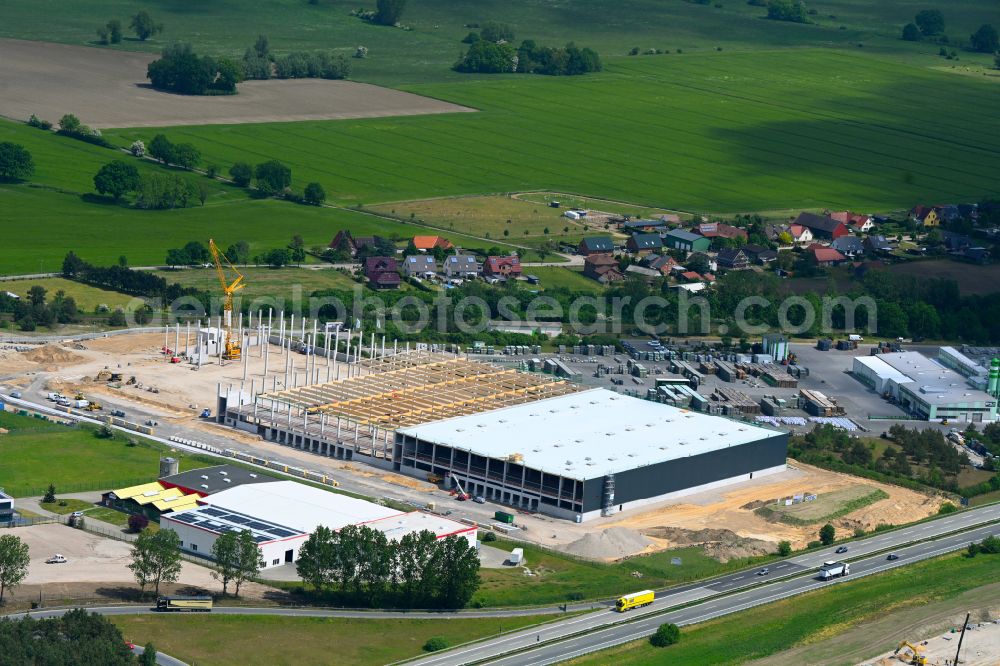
[[160, 480, 477, 569], [0, 490, 13, 523], [937, 346, 990, 390], [101, 462, 278, 521], [223, 350, 787, 522], [852, 352, 998, 423], [395, 389, 787, 522]]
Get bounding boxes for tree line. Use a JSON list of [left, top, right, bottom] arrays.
[[296, 525, 481, 608], [0, 285, 80, 331], [63, 251, 205, 304], [146, 35, 350, 95], [901, 9, 997, 55], [0, 609, 150, 665], [455, 23, 601, 75]]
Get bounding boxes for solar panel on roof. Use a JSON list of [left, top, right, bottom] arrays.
[[170, 513, 197, 524], [246, 521, 271, 531], [253, 535, 269, 543], [268, 528, 295, 538], [200, 507, 226, 517], [225, 515, 251, 524]]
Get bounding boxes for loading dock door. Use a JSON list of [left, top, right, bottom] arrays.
[[285, 549, 293, 563]]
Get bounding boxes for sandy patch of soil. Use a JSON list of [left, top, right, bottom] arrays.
[[0, 38, 474, 128]]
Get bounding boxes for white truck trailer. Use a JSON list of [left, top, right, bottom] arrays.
[[818, 561, 850, 580]]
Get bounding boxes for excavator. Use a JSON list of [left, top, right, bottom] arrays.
[[893, 640, 928, 665], [208, 239, 246, 361]]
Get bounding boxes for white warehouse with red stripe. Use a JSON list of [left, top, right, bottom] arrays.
[[160, 480, 476, 569]]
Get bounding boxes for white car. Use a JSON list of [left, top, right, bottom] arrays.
[[46, 554, 68, 564]]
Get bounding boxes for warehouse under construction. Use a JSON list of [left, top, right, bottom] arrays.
[[224, 350, 787, 522]]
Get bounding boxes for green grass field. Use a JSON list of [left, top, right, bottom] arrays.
[[104, 51, 1000, 213], [566, 551, 1000, 666], [527, 267, 605, 294], [2, 0, 997, 86], [0, 411, 218, 496], [474, 539, 773, 607], [152, 266, 362, 301], [2, 277, 139, 311], [111, 613, 559, 666]]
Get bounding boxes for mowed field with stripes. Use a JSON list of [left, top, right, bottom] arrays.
[[105, 50, 1000, 213]]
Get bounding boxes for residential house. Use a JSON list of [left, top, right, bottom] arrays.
[[363, 257, 401, 289], [402, 254, 437, 277], [644, 254, 680, 276], [864, 235, 894, 255], [329, 230, 358, 256], [811, 247, 847, 267], [583, 254, 624, 283], [694, 222, 748, 241], [789, 224, 813, 246], [577, 236, 615, 256], [688, 252, 718, 273], [742, 244, 777, 264], [443, 253, 479, 278], [626, 233, 663, 255], [663, 229, 711, 253], [411, 235, 453, 252], [940, 230, 972, 252], [716, 248, 749, 270], [793, 212, 849, 240], [829, 211, 874, 234], [354, 235, 389, 254], [483, 255, 523, 278], [937, 205, 962, 223], [910, 205, 940, 227], [831, 235, 865, 258]]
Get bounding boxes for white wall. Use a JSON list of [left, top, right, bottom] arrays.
[[160, 518, 307, 569]]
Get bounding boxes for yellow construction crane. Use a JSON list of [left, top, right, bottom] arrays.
[[208, 239, 245, 361]]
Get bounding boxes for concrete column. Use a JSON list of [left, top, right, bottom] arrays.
[[290, 314, 295, 350], [185, 321, 191, 357]]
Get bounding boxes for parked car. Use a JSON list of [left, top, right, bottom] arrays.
[[473, 495, 486, 504], [757, 568, 770, 576], [70, 511, 84, 518], [10, 390, 21, 399], [886, 553, 899, 561], [45, 554, 68, 564], [835, 546, 849, 554], [110, 409, 126, 417]]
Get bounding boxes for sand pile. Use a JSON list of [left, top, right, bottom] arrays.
[[23, 345, 85, 365], [564, 527, 654, 560], [643, 526, 775, 563]]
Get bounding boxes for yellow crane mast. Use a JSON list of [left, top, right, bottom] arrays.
[[208, 239, 245, 361]]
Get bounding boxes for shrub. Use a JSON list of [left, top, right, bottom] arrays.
[[650, 623, 680, 647], [96, 425, 116, 439], [27, 114, 53, 130], [482, 531, 498, 543], [130, 140, 146, 157], [128, 514, 150, 533], [902, 23, 921, 41], [354, 45, 368, 58], [43, 485, 56, 503], [423, 637, 449, 652], [938, 502, 958, 514], [776, 540, 792, 556]]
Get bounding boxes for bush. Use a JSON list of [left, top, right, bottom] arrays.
[[806, 539, 822, 549], [43, 484, 56, 504], [766, 0, 808, 23], [229, 162, 253, 187], [96, 425, 116, 439], [819, 523, 836, 545], [938, 502, 958, 514], [902, 23, 921, 41], [27, 114, 53, 130], [776, 540, 791, 556], [128, 514, 150, 533], [423, 637, 449, 652], [130, 140, 146, 157], [482, 531, 497, 543], [0, 142, 35, 181], [650, 623, 680, 647]]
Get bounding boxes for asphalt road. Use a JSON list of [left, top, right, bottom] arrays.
[[409, 510, 1000, 666]]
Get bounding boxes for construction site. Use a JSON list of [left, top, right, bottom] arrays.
[[0, 243, 954, 559]]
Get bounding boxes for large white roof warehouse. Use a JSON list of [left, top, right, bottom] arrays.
[[397, 388, 778, 479], [395, 388, 788, 521]]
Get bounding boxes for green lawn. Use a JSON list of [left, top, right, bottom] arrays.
[[152, 266, 362, 302], [39, 499, 94, 514], [473, 539, 773, 607], [111, 613, 560, 666], [2, 277, 140, 311], [566, 551, 1000, 666], [527, 267, 606, 295], [2, 0, 997, 86], [104, 51, 1000, 213], [0, 411, 219, 496]]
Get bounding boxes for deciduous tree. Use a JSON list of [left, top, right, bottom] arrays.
[[94, 160, 141, 200], [970, 24, 998, 54], [0, 534, 30, 605], [915, 9, 944, 37], [0, 142, 34, 181], [375, 0, 407, 25], [131, 11, 163, 41]]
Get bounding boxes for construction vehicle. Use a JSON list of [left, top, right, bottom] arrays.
[[452, 478, 470, 501], [209, 238, 246, 361], [125, 376, 137, 385], [95, 370, 123, 382], [85, 401, 102, 411], [615, 590, 655, 612], [427, 473, 443, 484], [893, 641, 928, 665], [200, 408, 212, 418]]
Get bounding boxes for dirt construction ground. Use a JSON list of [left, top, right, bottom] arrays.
[[0, 38, 474, 128], [9, 523, 275, 603]]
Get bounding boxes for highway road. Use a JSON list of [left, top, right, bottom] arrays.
[[411, 515, 1000, 666]]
